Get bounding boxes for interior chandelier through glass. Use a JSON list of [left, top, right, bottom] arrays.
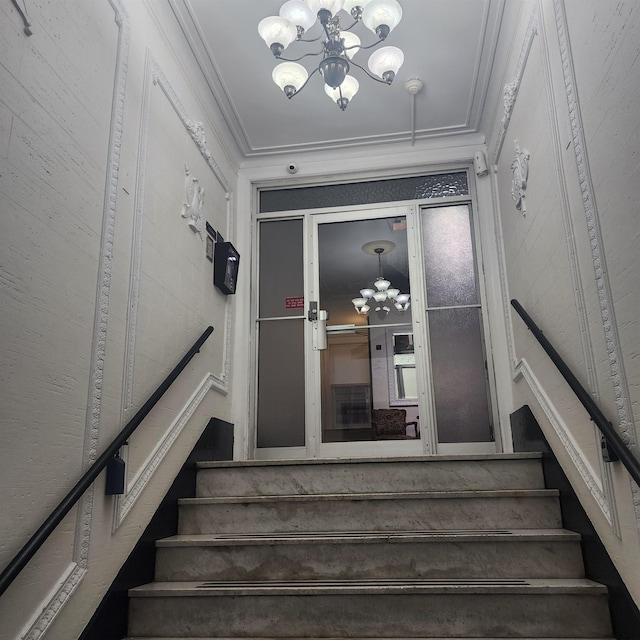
[[352, 241, 410, 316], [259, 0, 404, 110]]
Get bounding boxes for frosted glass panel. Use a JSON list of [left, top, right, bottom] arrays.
[[429, 308, 492, 443], [257, 320, 305, 447], [260, 173, 468, 212], [422, 206, 478, 307], [259, 219, 304, 318]]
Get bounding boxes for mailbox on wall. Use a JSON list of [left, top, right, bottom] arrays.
[[214, 241, 240, 295]]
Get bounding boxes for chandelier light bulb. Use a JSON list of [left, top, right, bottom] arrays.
[[374, 277, 390, 291], [280, 0, 317, 33], [368, 45, 404, 83], [373, 291, 387, 302], [272, 62, 309, 97], [341, 31, 361, 59], [352, 297, 368, 308], [258, 16, 298, 57], [360, 288, 375, 298], [362, 0, 402, 39], [305, 0, 345, 22], [343, 0, 372, 19], [386, 287, 400, 299], [324, 74, 359, 110]]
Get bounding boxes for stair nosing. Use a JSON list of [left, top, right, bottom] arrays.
[[196, 452, 543, 469], [129, 577, 608, 597], [156, 528, 581, 547], [179, 488, 559, 505]]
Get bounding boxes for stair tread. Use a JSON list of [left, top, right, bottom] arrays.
[[196, 452, 543, 469], [129, 578, 607, 597], [180, 488, 559, 505], [156, 528, 581, 547]]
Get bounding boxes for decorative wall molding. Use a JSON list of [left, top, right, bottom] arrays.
[[118, 55, 233, 528], [152, 62, 232, 195], [122, 55, 232, 430], [492, 7, 539, 164], [181, 164, 205, 236], [20, 2, 130, 638], [535, 0, 619, 534], [553, 0, 639, 521], [553, 0, 635, 450], [21, 564, 87, 640], [491, 1, 618, 528], [510, 139, 529, 214], [515, 359, 611, 522], [117, 374, 215, 524]]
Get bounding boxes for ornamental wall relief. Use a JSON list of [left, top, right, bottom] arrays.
[[511, 139, 530, 214], [181, 164, 205, 237]]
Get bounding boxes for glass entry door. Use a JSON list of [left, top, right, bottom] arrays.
[[313, 208, 423, 457]]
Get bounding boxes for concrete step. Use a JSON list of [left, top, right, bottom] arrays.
[[195, 453, 545, 497], [177, 489, 562, 535], [155, 529, 583, 582], [127, 578, 611, 638]]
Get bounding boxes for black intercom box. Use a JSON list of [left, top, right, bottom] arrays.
[[214, 241, 240, 295]]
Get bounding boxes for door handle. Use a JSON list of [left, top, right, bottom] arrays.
[[314, 309, 328, 350]]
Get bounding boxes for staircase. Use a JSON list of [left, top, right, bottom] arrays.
[[126, 454, 613, 639]]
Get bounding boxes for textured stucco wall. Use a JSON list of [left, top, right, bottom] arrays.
[[486, 0, 640, 606], [0, 1, 240, 638]]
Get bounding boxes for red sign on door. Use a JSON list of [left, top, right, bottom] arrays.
[[285, 296, 305, 309]]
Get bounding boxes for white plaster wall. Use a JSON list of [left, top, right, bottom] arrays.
[[484, 0, 640, 605], [0, 0, 241, 638]]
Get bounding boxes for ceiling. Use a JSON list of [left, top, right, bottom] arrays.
[[175, 0, 507, 157]]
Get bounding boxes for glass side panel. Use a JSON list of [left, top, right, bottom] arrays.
[[428, 307, 492, 443], [259, 219, 304, 318], [256, 319, 305, 448], [260, 173, 468, 212], [422, 205, 478, 307]]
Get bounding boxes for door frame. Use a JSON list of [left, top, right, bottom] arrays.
[[252, 195, 500, 460]]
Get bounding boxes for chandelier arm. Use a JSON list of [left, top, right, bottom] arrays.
[[286, 65, 320, 98], [356, 37, 386, 51], [278, 48, 325, 63], [341, 18, 359, 32], [348, 58, 390, 84], [298, 34, 325, 44]]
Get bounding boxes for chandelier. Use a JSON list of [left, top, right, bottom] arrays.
[[258, 0, 404, 110], [352, 241, 410, 316]]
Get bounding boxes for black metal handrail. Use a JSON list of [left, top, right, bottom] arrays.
[[511, 299, 640, 486], [0, 325, 214, 598]]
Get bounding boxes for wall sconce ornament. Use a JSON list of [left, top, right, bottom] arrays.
[[511, 139, 530, 215], [181, 164, 205, 237]]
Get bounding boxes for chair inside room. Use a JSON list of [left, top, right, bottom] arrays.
[[371, 408, 419, 440]]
